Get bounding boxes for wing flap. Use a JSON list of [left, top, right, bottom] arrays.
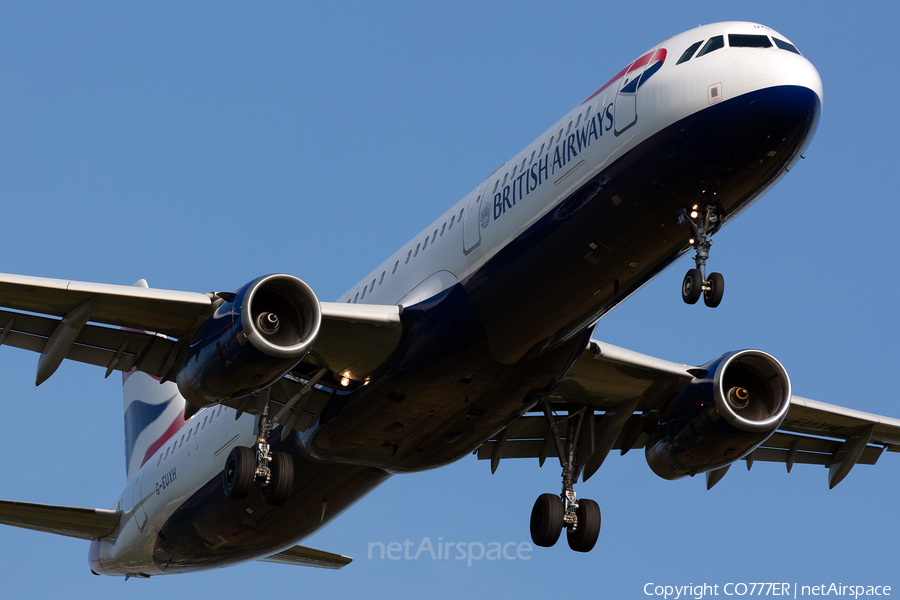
[[0, 309, 176, 378], [258, 544, 352, 569], [0, 499, 120, 541]]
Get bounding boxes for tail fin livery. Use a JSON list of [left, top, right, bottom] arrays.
[[122, 368, 186, 482]]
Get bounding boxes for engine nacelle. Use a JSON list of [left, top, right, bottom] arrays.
[[176, 274, 321, 407], [645, 350, 791, 480]]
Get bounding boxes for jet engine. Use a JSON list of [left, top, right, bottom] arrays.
[[176, 274, 321, 407], [645, 350, 791, 480]]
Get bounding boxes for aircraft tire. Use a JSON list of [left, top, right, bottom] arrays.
[[703, 272, 724, 308], [261, 451, 294, 506], [223, 446, 254, 500], [530, 493, 564, 547], [682, 269, 703, 304], [566, 498, 601, 552]]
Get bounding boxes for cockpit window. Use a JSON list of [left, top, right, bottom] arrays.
[[728, 34, 772, 48], [772, 37, 801, 55], [696, 35, 724, 58], [676, 41, 704, 65]]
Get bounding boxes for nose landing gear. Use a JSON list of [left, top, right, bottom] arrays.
[[529, 405, 601, 552], [681, 203, 725, 308]]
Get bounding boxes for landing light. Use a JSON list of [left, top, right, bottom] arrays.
[[340, 377, 350, 387], [690, 211, 699, 219]]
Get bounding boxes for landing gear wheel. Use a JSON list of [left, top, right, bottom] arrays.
[[566, 498, 601, 553], [703, 272, 724, 308], [682, 269, 702, 304], [223, 446, 254, 500], [261, 451, 294, 506], [530, 493, 564, 547]]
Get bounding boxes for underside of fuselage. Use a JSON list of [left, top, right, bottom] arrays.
[[149, 84, 820, 573]]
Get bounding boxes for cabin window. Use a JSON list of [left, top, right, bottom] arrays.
[[565, 121, 572, 135], [492, 180, 499, 193], [414, 243, 420, 258], [361, 286, 366, 300], [575, 114, 582, 128], [677, 41, 704, 65], [393, 260, 399, 274], [440, 223, 446, 236], [529, 150, 535, 165], [405, 250, 412, 264], [186, 429, 192, 442], [164, 447, 169, 459], [728, 34, 772, 48], [773, 37, 800, 54], [511, 165, 517, 179], [422, 237, 428, 251], [370, 279, 376, 291], [202, 416, 207, 429], [502, 172, 508, 186], [180, 434, 184, 447], [538, 143, 545, 157], [157, 454, 162, 466], [696, 35, 724, 57], [354, 292, 359, 302], [432, 229, 438, 243], [556, 128, 563, 142], [458, 208, 464, 222], [217, 405, 222, 417], [379, 271, 385, 284], [585, 106, 592, 120], [449, 216, 455, 229]]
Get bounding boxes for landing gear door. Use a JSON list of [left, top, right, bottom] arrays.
[[614, 44, 663, 136]]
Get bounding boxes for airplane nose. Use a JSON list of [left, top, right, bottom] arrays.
[[741, 51, 824, 108], [738, 51, 822, 168]]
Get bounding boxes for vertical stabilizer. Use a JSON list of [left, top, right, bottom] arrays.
[[121, 280, 186, 482], [122, 368, 186, 482]]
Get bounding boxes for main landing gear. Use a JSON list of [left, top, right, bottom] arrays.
[[223, 400, 294, 506], [529, 406, 601, 553], [681, 203, 725, 308]]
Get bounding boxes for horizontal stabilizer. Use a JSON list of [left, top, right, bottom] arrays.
[[258, 544, 352, 569], [0, 499, 120, 541]]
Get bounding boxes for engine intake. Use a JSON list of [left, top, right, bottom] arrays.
[[176, 274, 322, 407], [645, 350, 791, 480]]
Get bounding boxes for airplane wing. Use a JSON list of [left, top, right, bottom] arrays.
[[0, 272, 401, 388], [477, 340, 900, 489], [258, 545, 353, 569], [0, 499, 120, 541]]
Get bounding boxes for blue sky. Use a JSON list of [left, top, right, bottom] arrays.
[[0, 2, 898, 598]]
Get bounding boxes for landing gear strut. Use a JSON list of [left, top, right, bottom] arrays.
[[222, 398, 294, 505], [682, 203, 725, 308], [529, 405, 601, 553]]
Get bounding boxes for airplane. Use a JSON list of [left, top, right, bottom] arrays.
[[0, 20, 897, 578]]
